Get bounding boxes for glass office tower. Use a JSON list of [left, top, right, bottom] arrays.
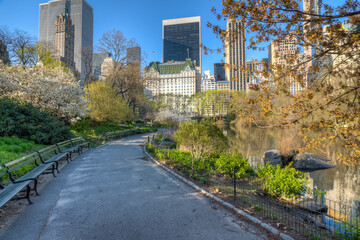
[[162, 17, 201, 68]]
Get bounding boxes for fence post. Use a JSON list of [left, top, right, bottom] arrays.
[[233, 168, 236, 201], [148, 136, 150, 143]]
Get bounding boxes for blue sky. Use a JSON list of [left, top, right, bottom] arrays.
[[0, 0, 268, 74]]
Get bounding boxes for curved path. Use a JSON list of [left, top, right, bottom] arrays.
[[0, 134, 271, 240]]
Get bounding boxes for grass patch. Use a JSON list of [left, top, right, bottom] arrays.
[[0, 137, 48, 182]]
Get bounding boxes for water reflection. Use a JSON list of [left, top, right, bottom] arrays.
[[226, 122, 360, 214]]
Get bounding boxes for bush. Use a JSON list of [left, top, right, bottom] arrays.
[[174, 120, 228, 176], [0, 98, 72, 144], [152, 121, 164, 128], [335, 218, 360, 240], [215, 154, 255, 179], [257, 163, 308, 198]]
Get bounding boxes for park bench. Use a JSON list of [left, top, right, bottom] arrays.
[[2, 152, 56, 205], [37, 145, 70, 174], [0, 165, 32, 207], [56, 137, 90, 160], [0, 138, 90, 208]]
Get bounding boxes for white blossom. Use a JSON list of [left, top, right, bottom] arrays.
[[0, 64, 88, 120]]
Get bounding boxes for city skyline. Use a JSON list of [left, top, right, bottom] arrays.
[[0, 0, 268, 75]]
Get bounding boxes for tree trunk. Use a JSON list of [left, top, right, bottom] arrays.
[[191, 157, 195, 177]]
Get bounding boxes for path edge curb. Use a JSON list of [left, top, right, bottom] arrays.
[[143, 145, 295, 240]]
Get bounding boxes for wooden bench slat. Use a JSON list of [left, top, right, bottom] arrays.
[[4, 152, 38, 167], [38, 145, 57, 153], [7, 157, 37, 173]]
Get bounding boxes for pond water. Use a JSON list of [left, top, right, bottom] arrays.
[[225, 121, 360, 218]]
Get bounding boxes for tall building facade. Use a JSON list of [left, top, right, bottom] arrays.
[[214, 60, 225, 82], [39, 0, 93, 82], [225, 19, 246, 91], [162, 17, 201, 69], [303, 0, 320, 62], [126, 46, 141, 64], [126, 46, 141, 77], [93, 52, 113, 79], [201, 70, 217, 92], [269, 35, 304, 94], [144, 59, 199, 97], [54, 5, 75, 70]]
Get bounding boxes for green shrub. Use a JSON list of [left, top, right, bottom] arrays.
[[257, 163, 308, 198], [335, 218, 360, 240], [153, 134, 163, 144], [152, 121, 163, 128], [0, 98, 72, 144], [215, 154, 255, 179]]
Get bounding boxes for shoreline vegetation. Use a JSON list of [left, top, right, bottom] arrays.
[[147, 125, 359, 240]]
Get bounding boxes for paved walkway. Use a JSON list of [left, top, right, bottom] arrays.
[[0, 134, 271, 240]]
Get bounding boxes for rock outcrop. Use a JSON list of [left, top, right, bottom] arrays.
[[263, 150, 283, 167], [292, 153, 336, 171], [262, 151, 336, 171]]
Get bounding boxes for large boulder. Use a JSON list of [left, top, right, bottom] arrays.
[[263, 150, 283, 167], [293, 153, 335, 171]]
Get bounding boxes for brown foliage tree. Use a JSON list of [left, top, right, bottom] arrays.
[[210, 1, 360, 165]]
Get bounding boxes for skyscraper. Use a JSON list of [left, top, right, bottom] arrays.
[[54, 4, 75, 71], [39, 0, 93, 82], [126, 46, 141, 65], [214, 60, 225, 82], [162, 16, 201, 69], [127, 46, 141, 76], [303, 0, 320, 62], [225, 19, 246, 91], [268, 35, 304, 94]]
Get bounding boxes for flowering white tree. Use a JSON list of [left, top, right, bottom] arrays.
[[154, 109, 188, 126], [0, 63, 87, 121]]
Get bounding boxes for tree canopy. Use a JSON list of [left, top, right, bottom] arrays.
[[0, 63, 86, 121], [85, 81, 133, 123], [210, 0, 360, 165], [174, 121, 228, 176]]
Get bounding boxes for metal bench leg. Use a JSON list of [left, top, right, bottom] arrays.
[[51, 164, 57, 177], [26, 185, 33, 204], [55, 161, 60, 173], [33, 178, 40, 196]]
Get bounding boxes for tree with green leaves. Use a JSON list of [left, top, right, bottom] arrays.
[[191, 90, 229, 120], [85, 81, 133, 123], [174, 121, 228, 176]]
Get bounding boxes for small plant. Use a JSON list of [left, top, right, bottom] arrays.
[[153, 134, 163, 145], [252, 205, 262, 211], [215, 153, 255, 179], [335, 218, 360, 240], [257, 163, 308, 199], [269, 214, 280, 221], [310, 232, 322, 240]]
